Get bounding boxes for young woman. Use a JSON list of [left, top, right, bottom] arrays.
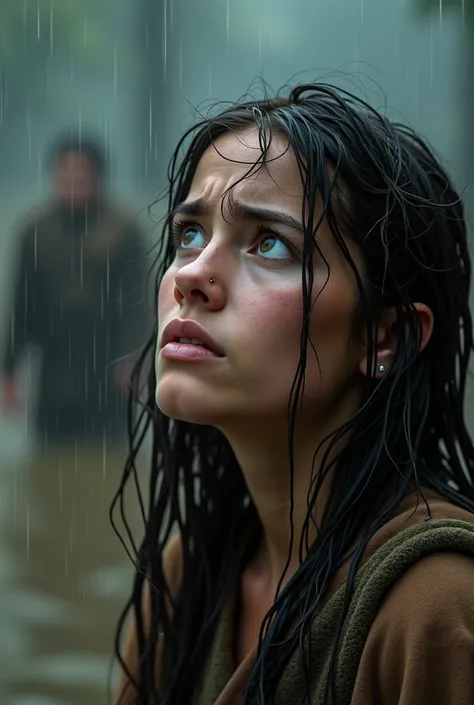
[[113, 83, 474, 705]]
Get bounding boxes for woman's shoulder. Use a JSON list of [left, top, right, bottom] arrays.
[[350, 490, 474, 704], [330, 488, 474, 596], [364, 487, 474, 560], [162, 531, 184, 594], [352, 545, 474, 704], [114, 533, 183, 705]]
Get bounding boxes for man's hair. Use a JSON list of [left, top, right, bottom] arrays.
[[48, 129, 107, 179]]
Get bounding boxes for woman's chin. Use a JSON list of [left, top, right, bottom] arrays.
[[155, 383, 220, 426]]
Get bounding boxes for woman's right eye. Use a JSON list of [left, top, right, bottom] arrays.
[[178, 228, 206, 249]]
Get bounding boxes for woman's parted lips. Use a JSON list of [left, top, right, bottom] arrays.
[[160, 318, 225, 356]]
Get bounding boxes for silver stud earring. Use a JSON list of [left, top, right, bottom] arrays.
[[377, 364, 386, 374]]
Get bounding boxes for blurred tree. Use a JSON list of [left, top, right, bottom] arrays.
[[0, 0, 137, 190], [0, 0, 107, 114]]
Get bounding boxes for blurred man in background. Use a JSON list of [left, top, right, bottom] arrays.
[[2, 131, 147, 444], [0, 131, 149, 705]]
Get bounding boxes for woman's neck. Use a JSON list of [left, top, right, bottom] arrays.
[[223, 389, 362, 590], [225, 426, 332, 590]]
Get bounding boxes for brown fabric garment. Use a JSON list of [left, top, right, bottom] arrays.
[[118, 489, 474, 704]]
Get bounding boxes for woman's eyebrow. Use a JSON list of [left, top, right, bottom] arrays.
[[170, 198, 209, 220], [170, 197, 304, 234]]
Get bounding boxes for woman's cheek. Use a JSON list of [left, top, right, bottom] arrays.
[[252, 286, 303, 333], [158, 270, 176, 315]]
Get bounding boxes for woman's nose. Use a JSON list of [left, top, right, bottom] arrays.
[[173, 267, 226, 311]]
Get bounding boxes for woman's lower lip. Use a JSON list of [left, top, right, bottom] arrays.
[[160, 342, 222, 361]]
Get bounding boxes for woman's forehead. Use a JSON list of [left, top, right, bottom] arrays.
[[188, 129, 304, 206]]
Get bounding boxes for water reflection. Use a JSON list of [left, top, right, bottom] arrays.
[[1, 443, 140, 704]]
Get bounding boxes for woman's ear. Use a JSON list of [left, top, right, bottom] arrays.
[[359, 303, 434, 379]]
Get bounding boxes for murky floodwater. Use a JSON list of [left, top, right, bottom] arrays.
[[0, 425, 144, 705]]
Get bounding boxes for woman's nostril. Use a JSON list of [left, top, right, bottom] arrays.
[[191, 288, 209, 303]]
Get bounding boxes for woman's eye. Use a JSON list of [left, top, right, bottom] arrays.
[[256, 235, 292, 260], [179, 228, 206, 249]]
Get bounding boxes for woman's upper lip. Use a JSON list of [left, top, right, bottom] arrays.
[[160, 318, 225, 356]]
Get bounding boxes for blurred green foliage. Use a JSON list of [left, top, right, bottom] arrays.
[[0, 0, 118, 113], [0, 0, 106, 66]]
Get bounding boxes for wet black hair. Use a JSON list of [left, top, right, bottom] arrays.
[[112, 82, 474, 704], [48, 129, 107, 179]]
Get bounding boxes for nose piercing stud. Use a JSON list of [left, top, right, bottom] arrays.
[[209, 277, 216, 284]]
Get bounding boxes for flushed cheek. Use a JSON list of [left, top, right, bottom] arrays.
[[243, 287, 303, 348], [158, 270, 177, 317]]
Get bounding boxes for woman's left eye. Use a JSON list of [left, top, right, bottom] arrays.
[[180, 228, 206, 249], [255, 235, 293, 260]]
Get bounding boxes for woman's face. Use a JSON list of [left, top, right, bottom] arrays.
[[156, 128, 367, 435]]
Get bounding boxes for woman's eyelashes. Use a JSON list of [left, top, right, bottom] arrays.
[[250, 226, 296, 262], [170, 220, 299, 264], [178, 226, 206, 250], [169, 219, 203, 249]]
